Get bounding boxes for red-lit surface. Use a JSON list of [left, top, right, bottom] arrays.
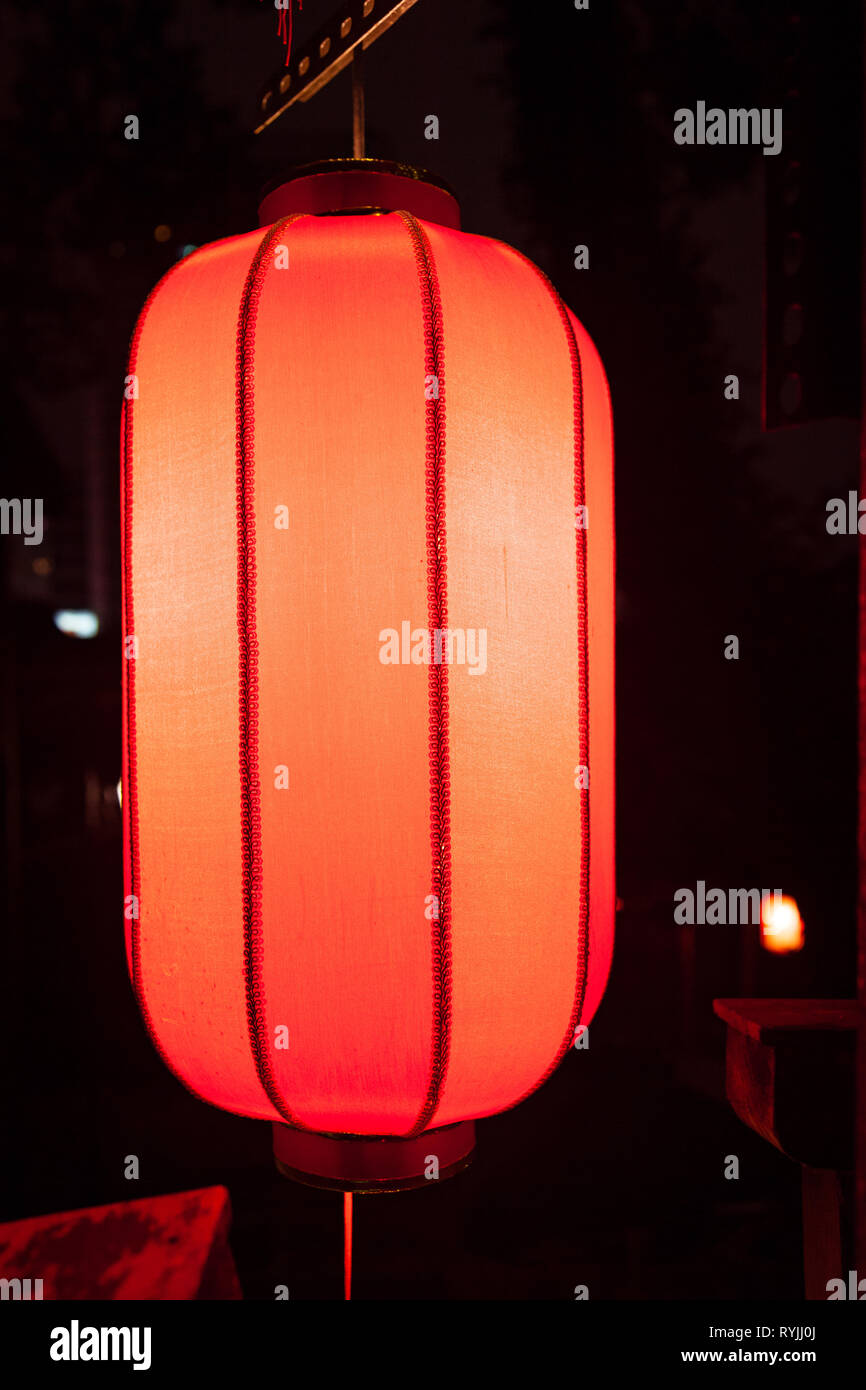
[[0, 1187, 240, 1300], [122, 204, 615, 1136], [760, 895, 805, 954]]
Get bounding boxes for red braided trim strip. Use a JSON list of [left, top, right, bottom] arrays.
[[397, 211, 454, 1138], [235, 213, 314, 1129]]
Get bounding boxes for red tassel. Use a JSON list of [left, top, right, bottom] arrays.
[[261, 1, 303, 68]]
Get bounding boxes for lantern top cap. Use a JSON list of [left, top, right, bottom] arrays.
[[258, 158, 461, 230]]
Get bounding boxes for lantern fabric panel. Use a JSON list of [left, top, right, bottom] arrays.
[[122, 204, 615, 1139], [124, 228, 286, 1121], [421, 224, 585, 1124], [252, 214, 437, 1133]]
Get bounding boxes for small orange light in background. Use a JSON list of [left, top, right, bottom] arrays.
[[154, 224, 172, 243], [760, 894, 804, 953]]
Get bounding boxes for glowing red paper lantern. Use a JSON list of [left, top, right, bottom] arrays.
[[121, 160, 615, 1189]]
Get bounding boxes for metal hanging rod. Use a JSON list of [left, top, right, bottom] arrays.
[[255, 0, 421, 135]]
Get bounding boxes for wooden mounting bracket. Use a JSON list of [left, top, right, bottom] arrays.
[[255, 0, 421, 134]]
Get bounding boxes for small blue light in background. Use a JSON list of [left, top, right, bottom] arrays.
[[54, 610, 99, 639], [178, 244, 197, 259]]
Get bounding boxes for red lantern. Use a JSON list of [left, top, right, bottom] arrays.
[[121, 160, 615, 1191]]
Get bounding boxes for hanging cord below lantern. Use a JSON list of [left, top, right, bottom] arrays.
[[343, 1191, 353, 1301]]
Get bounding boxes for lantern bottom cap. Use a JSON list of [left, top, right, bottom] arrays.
[[272, 1119, 475, 1194]]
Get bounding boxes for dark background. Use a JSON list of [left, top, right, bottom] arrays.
[[1, 0, 861, 1297]]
